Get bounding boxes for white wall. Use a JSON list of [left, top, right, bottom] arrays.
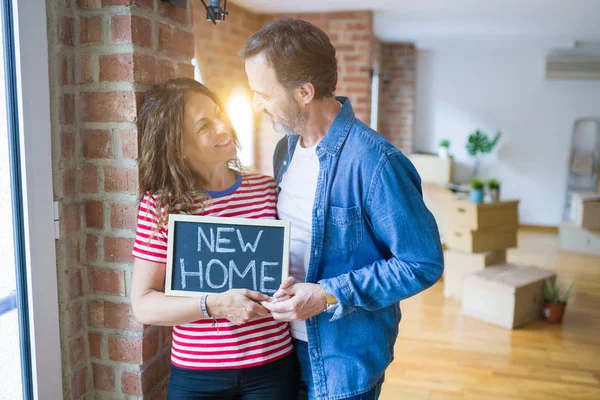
[[415, 40, 600, 226]]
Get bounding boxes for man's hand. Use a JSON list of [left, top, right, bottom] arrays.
[[272, 276, 296, 299], [261, 281, 327, 321]]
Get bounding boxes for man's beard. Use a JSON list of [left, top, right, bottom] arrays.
[[267, 97, 308, 136]]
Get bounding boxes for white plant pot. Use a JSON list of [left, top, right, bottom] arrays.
[[438, 147, 449, 158], [490, 188, 500, 202]]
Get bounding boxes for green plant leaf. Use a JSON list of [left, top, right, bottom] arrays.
[[544, 279, 555, 302], [487, 178, 500, 189], [466, 130, 501, 156], [562, 282, 575, 303], [470, 177, 484, 189], [483, 131, 501, 153], [466, 130, 483, 156]]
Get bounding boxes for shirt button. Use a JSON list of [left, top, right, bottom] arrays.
[[314, 249, 318, 256], [283, 160, 287, 166], [316, 210, 321, 216]]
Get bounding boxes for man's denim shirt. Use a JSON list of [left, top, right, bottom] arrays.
[[273, 97, 444, 400]]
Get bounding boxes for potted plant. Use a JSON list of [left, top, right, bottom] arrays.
[[488, 178, 501, 202], [466, 129, 501, 178], [438, 139, 450, 158], [543, 279, 574, 324], [469, 177, 484, 204]]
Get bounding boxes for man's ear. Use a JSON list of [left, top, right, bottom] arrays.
[[297, 82, 316, 104]]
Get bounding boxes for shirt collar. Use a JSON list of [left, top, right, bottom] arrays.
[[317, 96, 355, 156]]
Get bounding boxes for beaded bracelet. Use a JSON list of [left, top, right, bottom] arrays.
[[200, 294, 211, 318]]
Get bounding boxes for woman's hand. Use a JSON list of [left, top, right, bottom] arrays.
[[207, 289, 271, 325]]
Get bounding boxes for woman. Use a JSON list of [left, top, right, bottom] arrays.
[[130, 78, 299, 399]]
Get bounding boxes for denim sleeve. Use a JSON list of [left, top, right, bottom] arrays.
[[272, 136, 288, 180], [319, 151, 444, 320]]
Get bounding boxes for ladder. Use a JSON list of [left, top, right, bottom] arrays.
[[563, 118, 600, 220]]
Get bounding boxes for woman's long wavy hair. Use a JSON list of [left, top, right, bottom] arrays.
[[138, 78, 242, 232]]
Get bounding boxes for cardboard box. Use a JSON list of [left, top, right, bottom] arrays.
[[443, 250, 506, 299], [449, 199, 519, 231], [422, 183, 457, 244], [570, 191, 600, 230], [462, 265, 556, 329], [446, 227, 517, 253], [408, 153, 453, 184], [559, 222, 600, 256]]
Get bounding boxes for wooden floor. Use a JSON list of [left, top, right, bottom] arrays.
[[380, 229, 600, 400]]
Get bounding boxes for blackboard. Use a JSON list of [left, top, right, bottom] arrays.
[[165, 215, 290, 297]]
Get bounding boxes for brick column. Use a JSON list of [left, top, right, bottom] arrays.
[[379, 43, 417, 154], [47, 0, 194, 398]]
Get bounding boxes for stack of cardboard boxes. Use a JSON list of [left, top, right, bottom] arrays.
[[442, 199, 558, 329], [407, 153, 456, 243], [443, 199, 519, 300], [559, 191, 600, 256]]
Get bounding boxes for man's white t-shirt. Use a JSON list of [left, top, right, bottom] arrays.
[[276, 139, 320, 342]]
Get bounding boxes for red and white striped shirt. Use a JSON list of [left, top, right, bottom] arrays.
[[132, 173, 293, 370]]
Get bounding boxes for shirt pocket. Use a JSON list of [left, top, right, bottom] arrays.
[[324, 206, 363, 252]]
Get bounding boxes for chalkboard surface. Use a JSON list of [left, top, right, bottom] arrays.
[[165, 215, 290, 297]]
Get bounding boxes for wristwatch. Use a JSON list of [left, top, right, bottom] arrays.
[[321, 285, 338, 312]]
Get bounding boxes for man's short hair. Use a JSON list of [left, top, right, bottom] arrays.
[[240, 18, 338, 99]]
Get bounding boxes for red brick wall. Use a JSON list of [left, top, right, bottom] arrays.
[[49, 0, 193, 398], [378, 43, 417, 154]]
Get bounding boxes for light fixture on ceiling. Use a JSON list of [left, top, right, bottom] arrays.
[[160, 0, 229, 25], [200, 0, 229, 25]]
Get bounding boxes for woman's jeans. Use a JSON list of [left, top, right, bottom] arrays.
[[166, 352, 300, 400]]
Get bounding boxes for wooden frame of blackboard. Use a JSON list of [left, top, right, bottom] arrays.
[[165, 214, 291, 297]]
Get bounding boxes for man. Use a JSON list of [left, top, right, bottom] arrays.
[[241, 18, 444, 400]]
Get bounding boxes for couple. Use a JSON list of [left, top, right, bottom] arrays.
[[130, 18, 443, 400]]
